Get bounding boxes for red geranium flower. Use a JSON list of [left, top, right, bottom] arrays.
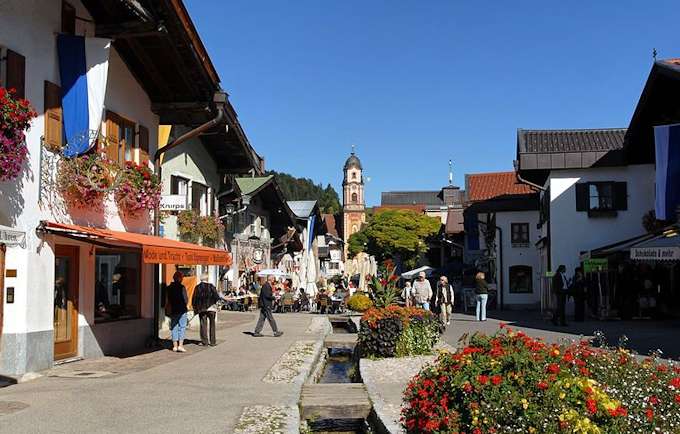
[[586, 398, 597, 414], [646, 408, 654, 421], [546, 363, 560, 374], [477, 375, 489, 385], [537, 380, 548, 390], [491, 375, 502, 385]]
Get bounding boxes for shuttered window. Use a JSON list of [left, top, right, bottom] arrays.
[[44, 81, 63, 152], [138, 125, 149, 163], [104, 111, 136, 164], [6, 49, 25, 99], [575, 181, 627, 216]]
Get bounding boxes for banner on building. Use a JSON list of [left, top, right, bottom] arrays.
[[654, 123, 680, 220]]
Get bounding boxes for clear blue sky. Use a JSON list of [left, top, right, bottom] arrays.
[[185, 0, 680, 206]]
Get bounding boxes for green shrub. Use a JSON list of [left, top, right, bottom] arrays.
[[359, 306, 440, 358], [395, 315, 440, 357], [347, 293, 373, 312]]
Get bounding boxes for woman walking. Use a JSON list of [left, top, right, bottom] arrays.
[[166, 271, 189, 352], [474, 272, 488, 321], [434, 276, 455, 325]]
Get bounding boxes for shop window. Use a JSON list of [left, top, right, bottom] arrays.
[[511, 223, 529, 247], [509, 265, 533, 293], [95, 250, 141, 322], [191, 182, 208, 214], [576, 182, 627, 217]]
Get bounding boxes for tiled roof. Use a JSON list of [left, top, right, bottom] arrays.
[[322, 214, 340, 238], [518, 128, 626, 154], [466, 171, 533, 202], [381, 191, 444, 206], [287, 200, 318, 219], [445, 209, 464, 234]]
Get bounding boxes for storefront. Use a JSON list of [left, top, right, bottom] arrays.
[[38, 221, 231, 362], [584, 225, 680, 319]]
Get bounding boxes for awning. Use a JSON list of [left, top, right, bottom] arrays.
[[588, 225, 680, 262], [40, 221, 231, 266]]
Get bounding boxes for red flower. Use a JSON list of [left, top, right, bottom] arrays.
[[463, 382, 473, 393], [477, 375, 489, 385], [649, 395, 660, 406], [579, 367, 591, 377], [670, 377, 680, 389], [675, 394, 680, 404], [537, 381, 548, 390], [546, 363, 560, 374], [645, 408, 654, 421], [586, 398, 597, 414], [491, 375, 502, 385]]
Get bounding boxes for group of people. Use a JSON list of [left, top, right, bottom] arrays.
[[400, 271, 490, 326]]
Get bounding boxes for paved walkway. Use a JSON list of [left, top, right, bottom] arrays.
[[0, 312, 324, 433], [442, 311, 680, 359]]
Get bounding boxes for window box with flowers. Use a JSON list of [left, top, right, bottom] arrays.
[[56, 153, 115, 209], [177, 209, 224, 247], [114, 161, 161, 216], [0, 87, 37, 182]]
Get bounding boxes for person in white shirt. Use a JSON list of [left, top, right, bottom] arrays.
[[412, 272, 433, 310], [401, 281, 413, 307]]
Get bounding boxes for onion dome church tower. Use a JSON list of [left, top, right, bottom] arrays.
[[342, 146, 366, 257]]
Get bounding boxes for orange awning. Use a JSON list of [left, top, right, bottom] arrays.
[[41, 221, 232, 266]]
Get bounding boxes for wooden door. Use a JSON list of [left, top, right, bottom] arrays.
[[54, 245, 79, 360]]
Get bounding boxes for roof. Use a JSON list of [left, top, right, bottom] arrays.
[[381, 191, 445, 207], [322, 214, 340, 238], [465, 171, 533, 202], [287, 201, 318, 219], [41, 221, 231, 266], [445, 209, 464, 234], [344, 152, 362, 170], [589, 225, 680, 258], [518, 128, 626, 154], [516, 128, 628, 185], [465, 193, 539, 214], [235, 176, 274, 196]]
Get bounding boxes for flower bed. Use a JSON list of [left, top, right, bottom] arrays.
[[114, 161, 161, 215], [402, 326, 680, 433], [0, 87, 37, 181], [359, 306, 440, 358]]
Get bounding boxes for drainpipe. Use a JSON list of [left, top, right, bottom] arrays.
[[150, 93, 226, 345], [513, 160, 546, 191]]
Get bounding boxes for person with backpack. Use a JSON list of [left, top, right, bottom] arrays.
[[191, 272, 223, 347]]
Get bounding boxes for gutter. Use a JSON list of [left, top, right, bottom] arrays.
[[513, 159, 546, 191], [150, 92, 227, 346]]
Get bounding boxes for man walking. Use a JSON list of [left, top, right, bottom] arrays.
[[192, 272, 222, 346], [253, 275, 284, 337], [412, 271, 433, 311], [552, 265, 569, 326]]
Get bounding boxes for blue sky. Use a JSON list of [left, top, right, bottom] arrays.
[[185, 1, 680, 206]]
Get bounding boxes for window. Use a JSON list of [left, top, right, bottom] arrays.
[[575, 182, 627, 216], [351, 192, 358, 203], [170, 175, 188, 196], [511, 223, 529, 247], [105, 111, 136, 164], [352, 172, 357, 180], [191, 182, 208, 214], [95, 250, 141, 322], [509, 265, 533, 293]]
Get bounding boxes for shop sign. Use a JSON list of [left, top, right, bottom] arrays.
[[160, 195, 187, 211], [0, 226, 26, 247], [583, 258, 608, 273], [631, 247, 680, 261]]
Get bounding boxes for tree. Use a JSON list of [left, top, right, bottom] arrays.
[[350, 209, 441, 269], [266, 171, 341, 214]]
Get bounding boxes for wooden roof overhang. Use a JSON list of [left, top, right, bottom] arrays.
[[625, 60, 680, 165], [82, 0, 221, 125]]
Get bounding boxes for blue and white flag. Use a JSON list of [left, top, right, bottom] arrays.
[[307, 214, 316, 252], [57, 34, 110, 157], [654, 124, 680, 220]]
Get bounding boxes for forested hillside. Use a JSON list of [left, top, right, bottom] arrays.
[[266, 171, 341, 214]]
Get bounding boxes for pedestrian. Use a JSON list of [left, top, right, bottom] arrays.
[[253, 275, 284, 337], [401, 281, 413, 307], [474, 272, 488, 321], [166, 271, 189, 352], [192, 272, 222, 346], [434, 276, 455, 325], [552, 265, 568, 326], [412, 271, 433, 311], [572, 268, 587, 322]]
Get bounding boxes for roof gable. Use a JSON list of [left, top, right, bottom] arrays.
[[465, 171, 533, 202]]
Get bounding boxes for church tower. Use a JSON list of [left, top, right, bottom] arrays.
[[342, 147, 366, 257]]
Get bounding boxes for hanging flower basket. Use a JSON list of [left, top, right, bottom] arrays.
[[0, 87, 37, 182], [177, 210, 224, 246], [114, 161, 161, 215], [56, 153, 114, 208]]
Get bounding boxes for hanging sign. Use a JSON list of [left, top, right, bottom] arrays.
[[0, 225, 26, 247], [631, 247, 680, 261], [160, 195, 187, 211], [583, 258, 608, 273]]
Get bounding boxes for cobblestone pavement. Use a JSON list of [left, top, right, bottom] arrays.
[[0, 311, 325, 434], [443, 310, 680, 359]]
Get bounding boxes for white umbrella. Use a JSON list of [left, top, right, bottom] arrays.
[[305, 248, 318, 297], [401, 265, 434, 279], [256, 269, 289, 278]]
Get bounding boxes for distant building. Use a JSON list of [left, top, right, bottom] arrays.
[[341, 150, 366, 257], [379, 186, 465, 224]]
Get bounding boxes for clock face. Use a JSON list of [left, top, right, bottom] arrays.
[[253, 248, 264, 264]]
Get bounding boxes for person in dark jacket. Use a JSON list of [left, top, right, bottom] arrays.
[[253, 275, 283, 337], [474, 272, 489, 321], [166, 271, 189, 352], [572, 268, 587, 322], [552, 265, 568, 326], [192, 272, 223, 346], [433, 276, 455, 325]]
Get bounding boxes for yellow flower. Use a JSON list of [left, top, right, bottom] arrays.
[[559, 392, 566, 400], [528, 428, 536, 433], [521, 398, 529, 410]]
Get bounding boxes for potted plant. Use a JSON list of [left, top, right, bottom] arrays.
[[0, 87, 37, 181], [56, 153, 114, 208]]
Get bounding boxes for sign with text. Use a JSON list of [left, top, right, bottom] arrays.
[[143, 246, 231, 266], [159, 195, 187, 211], [583, 258, 608, 273], [631, 247, 680, 261], [0, 226, 25, 247]]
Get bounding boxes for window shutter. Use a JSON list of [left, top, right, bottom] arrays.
[[575, 183, 589, 211], [138, 125, 149, 163], [105, 111, 120, 163], [6, 49, 26, 99], [43, 81, 63, 151], [614, 182, 628, 211]]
